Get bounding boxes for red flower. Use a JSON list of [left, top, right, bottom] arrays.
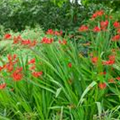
[[7, 54, 17, 62], [28, 58, 35, 64], [108, 78, 115, 83], [93, 26, 101, 32], [92, 10, 104, 19], [113, 21, 120, 28], [117, 29, 120, 34], [0, 83, 6, 90], [112, 35, 120, 41], [59, 39, 67, 45], [0, 66, 4, 71], [46, 29, 54, 35], [13, 35, 22, 44], [102, 55, 115, 65], [109, 55, 115, 61], [102, 60, 115, 65], [98, 82, 106, 89], [41, 37, 54, 44], [99, 71, 106, 75], [12, 73, 23, 81], [54, 31, 62, 36], [29, 65, 36, 70], [100, 20, 109, 30], [4, 33, 12, 39], [78, 25, 88, 32], [91, 57, 98, 64], [29, 40, 37, 47], [21, 39, 31, 45], [12, 67, 23, 81], [116, 77, 120, 81], [15, 67, 23, 73], [68, 63, 72, 68], [6, 63, 14, 72], [32, 71, 43, 77]]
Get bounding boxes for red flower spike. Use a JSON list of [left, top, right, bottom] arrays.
[[28, 58, 35, 64], [98, 82, 106, 89], [100, 20, 109, 30], [116, 77, 120, 81], [15, 67, 23, 73], [102, 55, 115, 65], [78, 25, 88, 32], [4, 33, 12, 39], [68, 63, 72, 68], [30, 40, 37, 47], [46, 29, 54, 35], [99, 71, 106, 75], [109, 55, 115, 61], [0, 66, 4, 71], [13, 35, 22, 44], [12, 73, 23, 81], [108, 78, 115, 83], [41, 37, 54, 44], [32, 71, 43, 77], [29, 65, 36, 71], [93, 26, 101, 32], [54, 31, 62, 36], [92, 10, 104, 19], [117, 29, 120, 34], [91, 57, 98, 64], [21, 39, 31, 45], [59, 39, 67, 45], [0, 83, 6, 90], [112, 35, 120, 41], [113, 21, 120, 28], [102, 60, 115, 65], [6, 63, 14, 72], [12, 67, 23, 81], [7, 54, 12, 61]]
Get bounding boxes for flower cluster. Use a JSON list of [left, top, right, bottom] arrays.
[[41, 37, 54, 44], [46, 29, 62, 36], [4, 34, 37, 47], [0, 54, 23, 89], [28, 58, 43, 78]]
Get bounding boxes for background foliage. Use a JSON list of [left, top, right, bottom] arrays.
[[1, 0, 119, 32]]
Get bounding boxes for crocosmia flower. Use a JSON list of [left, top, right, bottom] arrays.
[[113, 21, 120, 28], [112, 35, 120, 41], [92, 10, 104, 19], [98, 82, 106, 89], [59, 39, 67, 45], [28, 58, 35, 64], [116, 77, 120, 81], [46, 29, 54, 35], [100, 20, 109, 30], [102, 55, 115, 65], [78, 25, 88, 32], [91, 57, 98, 64], [68, 63, 72, 68], [41, 37, 54, 44], [12, 67, 23, 81], [93, 26, 101, 32], [4, 33, 12, 39], [0, 83, 6, 90], [32, 71, 43, 77], [108, 78, 115, 83]]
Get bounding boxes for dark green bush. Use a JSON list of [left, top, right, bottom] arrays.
[[0, 0, 90, 31]]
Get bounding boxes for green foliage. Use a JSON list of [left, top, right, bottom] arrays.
[[82, 0, 120, 11], [0, 0, 90, 32], [1, 9, 120, 119]]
